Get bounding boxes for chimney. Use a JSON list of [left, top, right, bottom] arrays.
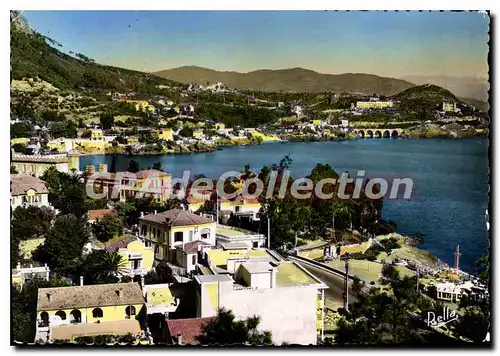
[[154, 210, 157, 215], [80, 276, 84, 286], [177, 334, 183, 345], [16, 262, 21, 270], [140, 276, 145, 289], [140, 212, 144, 218]]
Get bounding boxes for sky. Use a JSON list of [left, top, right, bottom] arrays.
[[22, 11, 490, 78]]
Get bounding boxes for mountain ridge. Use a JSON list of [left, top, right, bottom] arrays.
[[153, 66, 416, 96]]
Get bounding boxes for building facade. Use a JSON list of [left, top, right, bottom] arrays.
[[11, 150, 80, 177], [356, 101, 394, 109], [138, 209, 216, 262], [10, 174, 50, 210], [104, 236, 155, 278], [194, 253, 327, 345], [35, 282, 145, 342]]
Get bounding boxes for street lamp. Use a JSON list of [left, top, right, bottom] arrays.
[[341, 253, 350, 312]]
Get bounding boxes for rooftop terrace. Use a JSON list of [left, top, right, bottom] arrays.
[[207, 249, 271, 268], [276, 262, 319, 287]]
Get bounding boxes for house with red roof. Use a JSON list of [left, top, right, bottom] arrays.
[[104, 235, 155, 278], [166, 317, 215, 345]]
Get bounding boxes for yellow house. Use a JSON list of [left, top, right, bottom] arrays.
[[11, 137, 30, 145], [127, 136, 139, 144], [356, 101, 393, 109], [36, 282, 145, 342], [219, 196, 262, 221], [158, 128, 174, 141], [104, 236, 154, 277], [138, 209, 216, 262], [73, 139, 110, 154], [90, 129, 104, 141], [120, 100, 155, 113], [11, 151, 80, 177], [10, 174, 50, 210], [193, 129, 203, 139], [215, 122, 225, 130], [90, 169, 172, 203]]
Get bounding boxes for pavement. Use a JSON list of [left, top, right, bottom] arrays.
[[293, 260, 357, 310]]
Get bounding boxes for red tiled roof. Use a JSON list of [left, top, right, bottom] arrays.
[[88, 209, 114, 222], [177, 240, 211, 254], [167, 317, 215, 345], [104, 235, 137, 253], [10, 174, 49, 196], [135, 169, 170, 179], [140, 209, 214, 227]]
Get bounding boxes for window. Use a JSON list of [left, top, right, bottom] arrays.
[[201, 229, 210, 239], [92, 308, 103, 318], [39, 312, 49, 327], [192, 255, 197, 265], [145, 240, 151, 248], [253, 241, 259, 248], [189, 231, 193, 242], [70, 310, 81, 324], [174, 231, 183, 243], [154, 245, 159, 254], [132, 259, 141, 270], [55, 311, 66, 320], [125, 306, 136, 318]]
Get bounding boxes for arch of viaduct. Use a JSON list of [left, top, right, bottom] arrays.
[[353, 128, 405, 138]]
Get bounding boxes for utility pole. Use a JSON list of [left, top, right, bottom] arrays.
[[267, 217, 271, 249], [343, 253, 350, 312]]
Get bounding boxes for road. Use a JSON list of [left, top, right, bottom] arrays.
[[293, 260, 357, 310]]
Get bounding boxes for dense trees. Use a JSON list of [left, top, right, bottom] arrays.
[[100, 112, 115, 130], [92, 214, 124, 243], [256, 157, 385, 248], [332, 275, 426, 345], [11, 206, 55, 268], [11, 122, 33, 138], [48, 120, 77, 139], [11, 206, 54, 240], [196, 308, 272, 345], [32, 214, 90, 276], [41, 167, 106, 217], [196, 103, 282, 128]]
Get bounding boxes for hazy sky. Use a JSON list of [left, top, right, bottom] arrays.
[[23, 11, 490, 78]]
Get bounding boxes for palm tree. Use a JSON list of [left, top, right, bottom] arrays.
[[196, 308, 272, 345], [101, 252, 128, 277]]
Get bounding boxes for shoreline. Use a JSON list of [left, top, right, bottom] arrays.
[[76, 135, 487, 157]]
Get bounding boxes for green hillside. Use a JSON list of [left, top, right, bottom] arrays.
[[10, 16, 180, 94], [393, 84, 463, 111]]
